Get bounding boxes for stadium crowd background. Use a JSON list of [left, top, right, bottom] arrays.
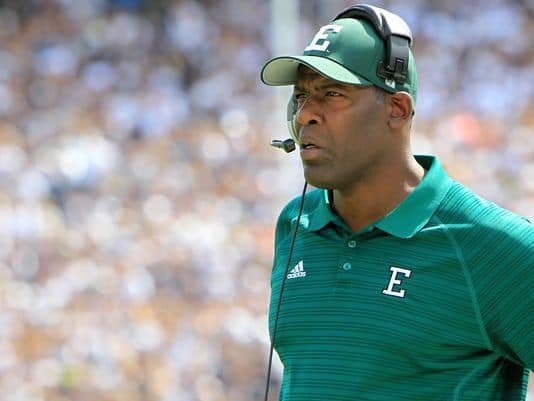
[[0, 0, 531, 400]]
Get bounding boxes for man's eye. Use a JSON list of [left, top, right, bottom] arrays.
[[326, 91, 341, 97]]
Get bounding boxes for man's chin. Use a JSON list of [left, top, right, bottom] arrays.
[[303, 168, 335, 190]]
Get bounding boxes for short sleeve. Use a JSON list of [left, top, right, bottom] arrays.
[[470, 215, 534, 367]]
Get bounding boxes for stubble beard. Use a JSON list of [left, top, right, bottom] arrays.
[[303, 148, 385, 196]]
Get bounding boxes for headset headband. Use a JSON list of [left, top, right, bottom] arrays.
[[334, 4, 412, 84]]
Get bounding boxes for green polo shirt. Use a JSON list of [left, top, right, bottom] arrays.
[[270, 155, 534, 401]]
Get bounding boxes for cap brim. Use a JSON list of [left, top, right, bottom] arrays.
[[261, 55, 373, 87]]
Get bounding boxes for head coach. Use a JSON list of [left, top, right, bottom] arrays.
[[259, 4, 534, 401]]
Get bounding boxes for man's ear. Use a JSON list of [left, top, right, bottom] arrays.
[[387, 91, 413, 129]]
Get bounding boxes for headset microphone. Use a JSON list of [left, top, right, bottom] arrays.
[[270, 138, 296, 153], [265, 132, 306, 401]]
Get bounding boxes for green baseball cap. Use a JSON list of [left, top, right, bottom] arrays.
[[261, 17, 418, 105]]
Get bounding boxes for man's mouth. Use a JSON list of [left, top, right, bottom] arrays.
[[301, 142, 320, 150], [299, 141, 325, 161]]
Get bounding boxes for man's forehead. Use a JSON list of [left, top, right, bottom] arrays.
[[297, 65, 325, 79]]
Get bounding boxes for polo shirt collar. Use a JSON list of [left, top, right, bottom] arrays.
[[306, 189, 342, 232], [306, 155, 453, 238]]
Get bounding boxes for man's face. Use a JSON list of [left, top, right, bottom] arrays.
[[293, 67, 391, 191]]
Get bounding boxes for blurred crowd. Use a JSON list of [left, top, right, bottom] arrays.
[[0, 0, 531, 400]]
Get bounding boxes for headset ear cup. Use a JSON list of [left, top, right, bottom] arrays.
[[286, 96, 299, 144]]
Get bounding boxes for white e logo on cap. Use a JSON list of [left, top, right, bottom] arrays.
[[304, 24, 343, 52]]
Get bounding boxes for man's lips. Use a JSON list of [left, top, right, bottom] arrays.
[[299, 141, 325, 160], [300, 143, 321, 150], [299, 130, 326, 159], [299, 136, 323, 150]]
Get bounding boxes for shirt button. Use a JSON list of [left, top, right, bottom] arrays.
[[347, 240, 357, 248], [342, 262, 352, 271]]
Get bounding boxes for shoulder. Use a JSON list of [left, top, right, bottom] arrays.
[[277, 188, 324, 224], [275, 188, 324, 240], [436, 180, 533, 260]]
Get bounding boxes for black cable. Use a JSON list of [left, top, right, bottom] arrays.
[[263, 181, 308, 401]]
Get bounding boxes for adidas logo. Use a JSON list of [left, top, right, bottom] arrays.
[[287, 260, 306, 279]]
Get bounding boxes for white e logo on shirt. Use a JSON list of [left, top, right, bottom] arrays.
[[382, 266, 412, 298], [304, 24, 343, 52]]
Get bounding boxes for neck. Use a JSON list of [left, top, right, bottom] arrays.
[[332, 154, 425, 232]]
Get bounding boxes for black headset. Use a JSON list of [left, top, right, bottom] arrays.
[[286, 4, 413, 146], [265, 5, 414, 401]]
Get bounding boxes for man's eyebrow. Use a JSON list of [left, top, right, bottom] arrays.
[[293, 82, 351, 92]]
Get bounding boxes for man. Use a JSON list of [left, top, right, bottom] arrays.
[[260, 4, 533, 401]]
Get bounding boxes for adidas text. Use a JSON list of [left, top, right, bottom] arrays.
[[287, 261, 306, 279]]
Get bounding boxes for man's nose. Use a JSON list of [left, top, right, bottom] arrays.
[[296, 96, 323, 127]]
